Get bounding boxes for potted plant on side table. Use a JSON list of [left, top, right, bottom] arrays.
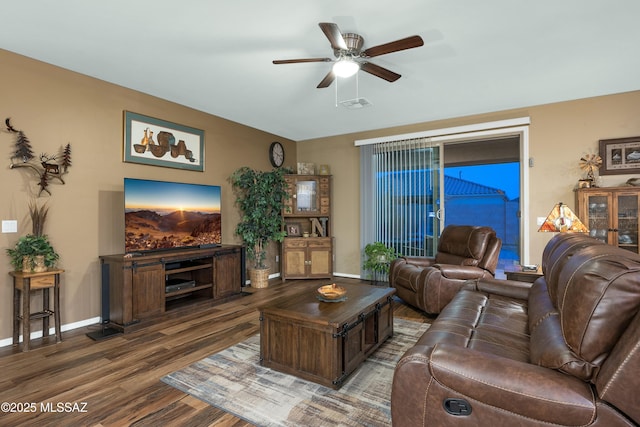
[[229, 166, 289, 288], [7, 234, 60, 273]]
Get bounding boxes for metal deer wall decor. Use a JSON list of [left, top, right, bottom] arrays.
[[5, 118, 72, 196]]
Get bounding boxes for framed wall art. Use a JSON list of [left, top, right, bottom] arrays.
[[123, 111, 204, 171], [599, 136, 640, 175]]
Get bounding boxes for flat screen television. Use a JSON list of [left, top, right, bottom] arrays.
[[124, 178, 221, 253]]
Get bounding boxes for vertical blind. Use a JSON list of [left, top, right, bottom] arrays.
[[360, 137, 440, 276]]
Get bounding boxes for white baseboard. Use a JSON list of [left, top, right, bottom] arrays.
[[333, 272, 361, 279], [0, 316, 101, 348]]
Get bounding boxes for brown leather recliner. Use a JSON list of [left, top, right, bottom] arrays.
[[389, 225, 502, 313], [391, 233, 640, 426]]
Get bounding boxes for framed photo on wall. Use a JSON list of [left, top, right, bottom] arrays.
[[599, 136, 640, 175], [123, 111, 205, 171]]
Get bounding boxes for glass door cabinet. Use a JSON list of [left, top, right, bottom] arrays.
[[575, 186, 640, 253]]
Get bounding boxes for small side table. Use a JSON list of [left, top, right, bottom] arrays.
[[504, 266, 543, 283], [10, 269, 64, 351]]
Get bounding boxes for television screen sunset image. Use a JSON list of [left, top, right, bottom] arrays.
[[124, 178, 222, 252]]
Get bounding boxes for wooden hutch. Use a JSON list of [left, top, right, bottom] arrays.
[[281, 174, 333, 280]]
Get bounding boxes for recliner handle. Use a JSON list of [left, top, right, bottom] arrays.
[[443, 398, 472, 416]]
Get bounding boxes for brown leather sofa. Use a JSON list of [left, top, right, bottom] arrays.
[[389, 225, 502, 314], [391, 233, 640, 426]]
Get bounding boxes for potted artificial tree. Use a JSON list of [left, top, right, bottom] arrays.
[[363, 241, 399, 285], [229, 166, 289, 288]]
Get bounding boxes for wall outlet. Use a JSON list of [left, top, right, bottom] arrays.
[[275, 255, 279, 262], [2, 220, 18, 233]]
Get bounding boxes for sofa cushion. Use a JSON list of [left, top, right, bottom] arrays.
[[435, 225, 494, 266], [530, 310, 599, 380], [531, 241, 640, 382], [528, 280, 598, 380], [541, 233, 605, 305], [556, 246, 640, 366], [417, 289, 530, 362]]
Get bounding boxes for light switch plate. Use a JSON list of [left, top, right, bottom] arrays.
[[2, 220, 18, 233]]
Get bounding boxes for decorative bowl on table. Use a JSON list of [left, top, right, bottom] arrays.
[[316, 283, 347, 302]]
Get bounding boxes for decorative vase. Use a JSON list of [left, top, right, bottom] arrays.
[[22, 256, 31, 272], [249, 267, 270, 289], [33, 255, 47, 273]]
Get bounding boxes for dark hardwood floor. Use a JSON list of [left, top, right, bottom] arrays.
[[0, 277, 431, 427]]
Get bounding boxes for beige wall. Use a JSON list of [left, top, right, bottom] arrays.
[[298, 91, 640, 276], [0, 49, 296, 342], [3, 46, 640, 344]]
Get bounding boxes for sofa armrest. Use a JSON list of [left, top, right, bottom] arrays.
[[470, 276, 533, 300], [397, 256, 437, 268], [392, 343, 596, 426], [435, 264, 488, 280]]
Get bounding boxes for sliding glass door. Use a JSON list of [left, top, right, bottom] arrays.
[[358, 118, 529, 277], [360, 139, 441, 263]]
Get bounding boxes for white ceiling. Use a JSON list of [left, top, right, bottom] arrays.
[[2, 1, 640, 141]]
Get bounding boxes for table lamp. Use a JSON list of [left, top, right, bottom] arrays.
[[538, 202, 588, 233]]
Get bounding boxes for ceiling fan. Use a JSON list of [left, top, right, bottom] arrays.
[[273, 22, 424, 88]]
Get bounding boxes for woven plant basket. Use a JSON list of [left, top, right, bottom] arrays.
[[249, 267, 270, 288]]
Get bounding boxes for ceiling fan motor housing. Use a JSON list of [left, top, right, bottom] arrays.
[[336, 33, 364, 57], [273, 22, 424, 88]]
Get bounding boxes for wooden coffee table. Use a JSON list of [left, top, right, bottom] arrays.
[[259, 283, 395, 389]]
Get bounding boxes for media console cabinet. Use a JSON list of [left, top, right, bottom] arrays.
[[100, 245, 244, 331]]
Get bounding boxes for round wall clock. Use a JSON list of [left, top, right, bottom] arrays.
[[269, 141, 285, 168]]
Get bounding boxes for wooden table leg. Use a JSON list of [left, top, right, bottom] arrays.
[[13, 282, 20, 347], [43, 288, 50, 338], [54, 273, 62, 343], [22, 277, 31, 352]]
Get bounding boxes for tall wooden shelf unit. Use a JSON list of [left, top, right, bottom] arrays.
[[575, 186, 640, 253], [100, 245, 244, 331], [281, 174, 333, 280]]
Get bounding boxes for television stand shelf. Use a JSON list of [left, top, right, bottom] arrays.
[[100, 245, 245, 332]]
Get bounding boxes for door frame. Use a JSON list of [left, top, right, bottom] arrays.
[[355, 117, 531, 263]]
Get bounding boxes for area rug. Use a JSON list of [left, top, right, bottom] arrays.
[[162, 318, 429, 427]]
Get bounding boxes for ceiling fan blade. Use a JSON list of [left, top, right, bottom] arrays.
[[360, 62, 401, 82], [273, 58, 332, 64], [319, 22, 348, 51], [363, 35, 424, 58], [317, 70, 336, 88]]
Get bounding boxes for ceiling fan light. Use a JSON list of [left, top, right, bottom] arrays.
[[333, 59, 359, 78]]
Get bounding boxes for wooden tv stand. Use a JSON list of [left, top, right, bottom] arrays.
[[100, 245, 244, 332]]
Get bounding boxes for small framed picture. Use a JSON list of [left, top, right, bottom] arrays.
[[578, 179, 592, 188], [297, 162, 315, 175], [286, 222, 302, 237], [599, 136, 640, 175]]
